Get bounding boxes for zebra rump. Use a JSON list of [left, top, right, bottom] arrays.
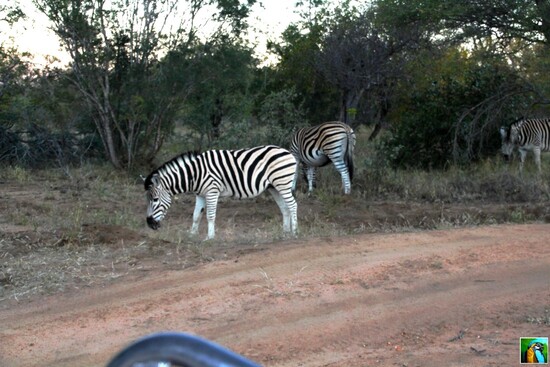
[[290, 121, 356, 194], [144, 145, 298, 239]]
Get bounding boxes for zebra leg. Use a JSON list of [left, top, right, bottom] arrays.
[[204, 191, 220, 240], [190, 196, 206, 235], [519, 149, 527, 175], [267, 187, 291, 232], [267, 187, 298, 235], [291, 165, 299, 193], [332, 158, 352, 194], [287, 194, 298, 235], [534, 147, 542, 173], [306, 166, 316, 194], [284, 190, 298, 235]]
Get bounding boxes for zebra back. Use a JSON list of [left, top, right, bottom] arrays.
[[510, 117, 550, 150]]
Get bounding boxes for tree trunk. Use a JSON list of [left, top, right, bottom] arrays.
[[339, 89, 364, 125], [368, 100, 389, 141], [210, 97, 223, 140], [99, 114, 122, 169]]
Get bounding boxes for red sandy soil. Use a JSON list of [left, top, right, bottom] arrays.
[[1, 223, 549, 367]]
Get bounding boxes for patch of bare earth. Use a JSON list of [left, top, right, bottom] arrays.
[[1, 223, 549, 367]]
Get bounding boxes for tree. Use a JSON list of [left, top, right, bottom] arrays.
[[0, 46, 30, 165], [264, 1, 341, 125], [381, 47, 531, 168], [441, 0, 550, 46], [177, 35, 257, 148], [370, 0, 550, 167], [0, 3, 25, 25], [0, 3, 27, 100], [0, 4, 32, 165], [315, 10, 393, 126], [372, 0, 550, 47], [33, 0, 256, 169], [315, 2, 431, 137]]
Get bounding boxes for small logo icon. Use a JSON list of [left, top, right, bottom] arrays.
[[520, 337, 548, 364]]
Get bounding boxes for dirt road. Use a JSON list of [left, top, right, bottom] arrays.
[[1, 223, 549, 367]]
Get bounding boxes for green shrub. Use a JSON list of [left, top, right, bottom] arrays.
[[380, 48, 529, 169]]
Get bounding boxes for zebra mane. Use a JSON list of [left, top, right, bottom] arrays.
[[144, 170, 162, 189], [144, 151, 200, 189], [512, 117, 524, 126], [505, 117, 525, 140]]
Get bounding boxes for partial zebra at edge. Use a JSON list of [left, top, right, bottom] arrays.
[[143, 145, 298, 240], [499, 117, 550, 173]]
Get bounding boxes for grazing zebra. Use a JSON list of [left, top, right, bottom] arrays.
[[290, 121, 356, 194], [499, 117, 550, 173], [144, 145, 298, 240]]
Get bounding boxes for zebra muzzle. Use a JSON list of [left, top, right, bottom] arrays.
[[147, 216, 161, 230]]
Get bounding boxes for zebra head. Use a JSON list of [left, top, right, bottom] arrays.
[[499, 125, 517, 161], [145, 173, 172, 230]]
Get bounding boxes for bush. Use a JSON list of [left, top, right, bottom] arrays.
[[0, 125, 25, 165], [0, 124, 103, 168], [380, 48, 530, 169]]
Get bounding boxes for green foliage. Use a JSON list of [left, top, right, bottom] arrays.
[[256, 87, 309, 147], [381, 47, 530, 169], [373, 0, 549, 46], [213, 0, 257, 36], [0, 3, 25, 25], [0, 59, 104, 168], [30, 0, 259, 169], [175, 36, 257, 148], [3, 0, 550, 173], [166, 87, 309, 152], [206, 91, 308, 150], [265, 16, 340, 124], [517, 44, 550, 116]]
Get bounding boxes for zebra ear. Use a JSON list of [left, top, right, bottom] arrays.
[[140, 174, 146, 182], [150, 173, 160, 186], [499, 127, 507, 139]]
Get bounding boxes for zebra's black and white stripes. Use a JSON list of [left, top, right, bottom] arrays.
[[144, 145, 298, 239], [290, 121, 356, 194], [500, 117, 550, 173]]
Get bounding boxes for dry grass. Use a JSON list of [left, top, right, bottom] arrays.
[[2, 136, 550, 303]]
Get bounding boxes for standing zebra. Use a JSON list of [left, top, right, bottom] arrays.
[[144, 145, 298, 240], [290, 121, 356, 194], [499, 117, 550, 173]]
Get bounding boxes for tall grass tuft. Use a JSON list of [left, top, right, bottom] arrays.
[[349, 126, 550, 204]]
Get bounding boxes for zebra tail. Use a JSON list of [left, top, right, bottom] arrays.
[[346, 130, 355, 182]]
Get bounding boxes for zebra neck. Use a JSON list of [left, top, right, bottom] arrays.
[[158, 166, 191, 195], [155, 152, 201, 195]]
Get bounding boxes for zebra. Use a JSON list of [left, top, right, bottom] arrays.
[[290, 121, 356, 194], [499, 117, 550, 173], [144, 145, 298, 240]]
